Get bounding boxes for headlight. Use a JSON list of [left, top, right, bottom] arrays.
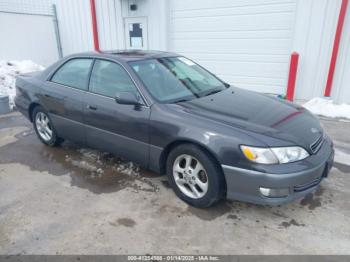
[[241, 145, 309, 164], [271, 147, 309, 163]]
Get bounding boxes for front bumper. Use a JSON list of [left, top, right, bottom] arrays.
[[222, 139, 334, 205]]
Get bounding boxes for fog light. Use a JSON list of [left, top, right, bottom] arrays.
[[259, 187, 290, 198]]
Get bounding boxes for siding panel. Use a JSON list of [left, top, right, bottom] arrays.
[[95, 0, 120, 50], [332, 2, 350, 103], [53, 0, 93, 56], [292, 0, 341, 100]]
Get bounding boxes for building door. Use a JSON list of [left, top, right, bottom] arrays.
[[124, 17, 148, 50]]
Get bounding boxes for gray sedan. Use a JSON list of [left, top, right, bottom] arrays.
[[15, 50, 334, 208]]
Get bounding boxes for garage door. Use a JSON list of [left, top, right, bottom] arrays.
[[169, 0, 297, 95]]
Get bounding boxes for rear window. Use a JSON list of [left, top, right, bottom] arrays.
[[51, 58, 93, 90]]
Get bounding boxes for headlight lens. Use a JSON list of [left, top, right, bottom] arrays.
[[271, 146, 309, 164], [241, 145, 309, 164]]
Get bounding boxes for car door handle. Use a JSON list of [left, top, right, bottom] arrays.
[[87, 105, 97, 110]]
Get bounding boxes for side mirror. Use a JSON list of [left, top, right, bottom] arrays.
[[115, 91, 142, 105]]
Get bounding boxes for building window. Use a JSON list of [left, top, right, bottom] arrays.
[[129, 23, 143, 48]]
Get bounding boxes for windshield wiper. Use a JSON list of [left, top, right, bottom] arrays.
[[174, 99, 190, 103], [201, 89, 223, 97]]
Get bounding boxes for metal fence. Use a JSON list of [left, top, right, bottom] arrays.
[[0, 0, 62, 59], [0, 0, 53, 16]]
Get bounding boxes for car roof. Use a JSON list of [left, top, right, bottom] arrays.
[[72, 50, 180, 62]]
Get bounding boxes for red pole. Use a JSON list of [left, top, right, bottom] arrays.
[[286, 52, 299, 101], [90, 0, 100, 51], [324, 0, 348, 97]]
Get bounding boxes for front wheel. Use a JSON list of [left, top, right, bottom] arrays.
[[166, 144, 225, 208], [32, 106, 63, 147]]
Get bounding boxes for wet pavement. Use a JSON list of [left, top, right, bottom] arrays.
[[0, 112, 350, 254]]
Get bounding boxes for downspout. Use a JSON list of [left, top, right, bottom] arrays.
[[90, 0, 100, 51], [324, 0, 348, 97]]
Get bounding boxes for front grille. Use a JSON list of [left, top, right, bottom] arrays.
[[294, 177, 322, 192], [310, 134, 324, 154]]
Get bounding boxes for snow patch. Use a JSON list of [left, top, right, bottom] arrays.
[[303, 97, 350, 119], [65, 155, 104, 177], [65, 147, 140, 178], [334, 149, 350, 166], [0, 60, 44, 109]]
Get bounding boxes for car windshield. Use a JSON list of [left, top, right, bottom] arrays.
[[129, 57, 227, 103]]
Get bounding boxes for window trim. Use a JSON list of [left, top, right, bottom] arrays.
[[47, 56, 150, 107], [87, 58, 148, 106], [49, 57, 94, 91]]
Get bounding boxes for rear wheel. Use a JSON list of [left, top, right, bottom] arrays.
[[32, 106, 63, 146], [166, 144, 225, 208]]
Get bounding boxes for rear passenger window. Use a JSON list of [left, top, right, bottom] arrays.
[[89, 60, 137, 98], [51, 58, 92, 90]]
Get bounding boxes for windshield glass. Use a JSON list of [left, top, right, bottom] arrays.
[[129, 57, 227, 103]]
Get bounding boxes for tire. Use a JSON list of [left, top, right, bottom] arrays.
[[166, 144, 225, 208], [32, 106, 63, 147]]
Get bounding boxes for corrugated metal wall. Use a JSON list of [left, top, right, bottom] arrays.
[[52, 0, 93, 55], [53, 0, 125, 54], [292, 0, 342, 101], [332, 2, 350, 104], [95, 0, 122, 50]]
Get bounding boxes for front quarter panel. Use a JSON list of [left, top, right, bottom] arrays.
[[148, 103, 266, 173]]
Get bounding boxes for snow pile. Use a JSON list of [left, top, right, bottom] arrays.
[[0, 60, 44, 108], [303, 97, 350, 119]]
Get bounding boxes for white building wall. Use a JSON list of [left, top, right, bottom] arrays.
[[95, 0, 123, 50], [120, 0, 168, 50], [0, 0, 58, 65], [332, 2, 350, 104], [0, 12, 58, 65], [53, 0, 93, 56], [292, 0, 342, 101], [1, 0, 349, 103]]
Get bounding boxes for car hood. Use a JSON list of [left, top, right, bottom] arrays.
[[176, 87, 323, 150]]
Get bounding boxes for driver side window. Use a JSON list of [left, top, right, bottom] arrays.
[[89, 60, 137, 98]]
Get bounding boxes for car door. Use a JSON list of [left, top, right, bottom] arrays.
[[84, 59, 150, 167], [41, 58, 93, 144]]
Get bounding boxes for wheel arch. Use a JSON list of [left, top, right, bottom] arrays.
[[159, 138, 224, 177], [28, 102, 41, 122]]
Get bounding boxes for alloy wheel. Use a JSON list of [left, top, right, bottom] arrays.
[[35, 112, 53, 142], [172, 154, 209, 199]]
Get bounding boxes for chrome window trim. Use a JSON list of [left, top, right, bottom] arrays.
[[47, 56, 150, 108], [49, 57, 94, 92], [45, 81, 149, 109], [89, 58, 149, 107]]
